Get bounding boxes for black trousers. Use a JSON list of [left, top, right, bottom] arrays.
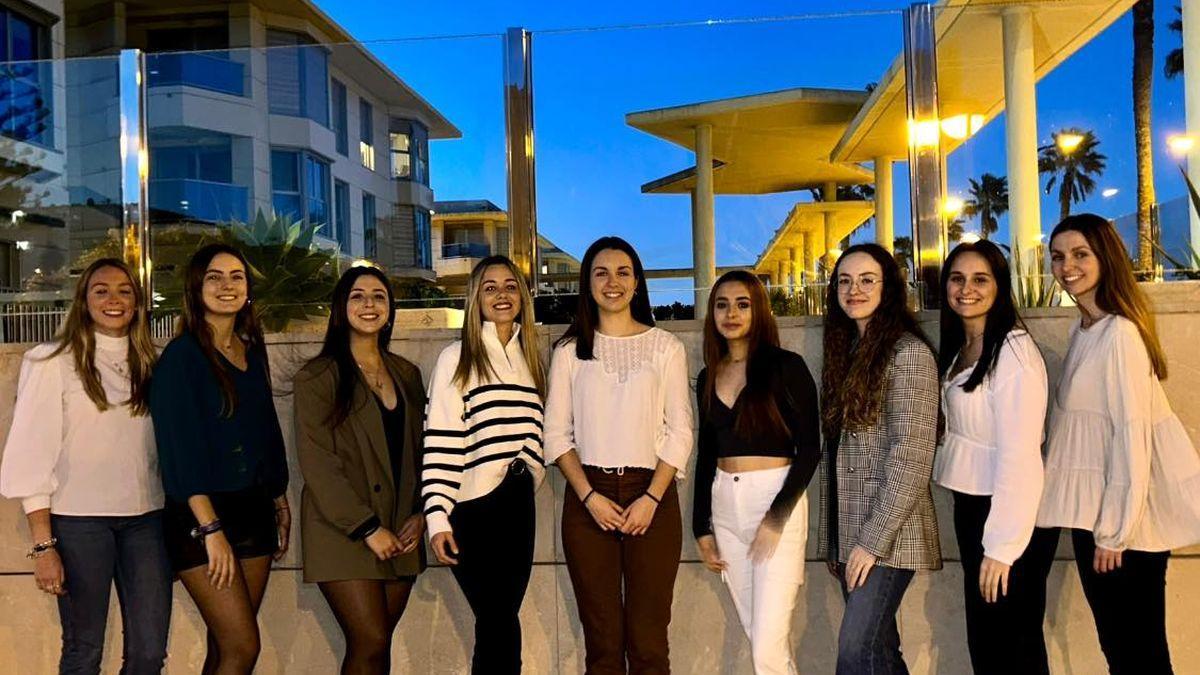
[[449, 462, 536, 675], [1071, 528, 1173, 675], [952, 492, 1059, 675]]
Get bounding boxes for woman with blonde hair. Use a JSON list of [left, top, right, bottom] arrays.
[[422, 255, 546, 674], [1038, 214, 1200, 674], [1, 258, 170, 674]]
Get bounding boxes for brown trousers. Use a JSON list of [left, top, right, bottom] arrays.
[[562, 466, 682, 675]]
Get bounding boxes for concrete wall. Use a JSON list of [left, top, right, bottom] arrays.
[[2, 303, 1200, 673]]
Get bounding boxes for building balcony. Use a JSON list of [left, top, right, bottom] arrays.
[[146, 53, 245, 97], [149, 178, 249, 224], [441, 242, 491, 259]]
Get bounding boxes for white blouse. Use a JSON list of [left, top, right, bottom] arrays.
[[543, 327, 694, 476], [1036, 314, 1200, 552], [933, 330, 1048, 565], [0, 334, 162, 516]]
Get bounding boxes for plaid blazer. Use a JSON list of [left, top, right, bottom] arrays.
[[817, 333, 943, 571]]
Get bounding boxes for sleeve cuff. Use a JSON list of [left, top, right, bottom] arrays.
[[348, 515, 381, 541], [425, 511, 452, 538], [21, 495, 51, 514], [656, 445, 692, 478]]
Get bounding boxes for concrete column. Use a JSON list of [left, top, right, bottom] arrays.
[[822, 181, 838, 274], [804, 230, 818, 279], [1002, 7, 1042, 291], [1185, 0, 1200, 253], [874, 156, 894, 252], [777, 260, 789, 293], [790, 246, 803, 294], [693, 123, 716, 317]]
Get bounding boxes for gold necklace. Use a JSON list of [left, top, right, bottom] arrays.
[[356, 361, 386, 391]]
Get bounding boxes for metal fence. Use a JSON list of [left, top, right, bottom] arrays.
[[0, 303, 176, 344]]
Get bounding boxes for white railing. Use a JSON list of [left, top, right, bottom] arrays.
[[0, 304, 177, 344]]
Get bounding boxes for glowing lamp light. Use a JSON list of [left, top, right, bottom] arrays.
[[1167, 134, 1195, 156], [351, 259, 377, 268], [969, 114, 984, 136], [960, 232, 981, 244], [907, 119, 940, 149], [828, 247, 844, 260], [942, 196, 965, 218], [1101, 188, 1119, 198], [15, 240, 29, 251], [1055, 132, 1085, 154], [941, 115, 970, 140]]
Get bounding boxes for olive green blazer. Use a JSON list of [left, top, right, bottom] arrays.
[[294, 353, 426, 582]]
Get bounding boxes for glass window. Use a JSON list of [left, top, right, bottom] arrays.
[[266, 30, 328, 126], [334, 180, 350, 252], [303, 45, 329, 127], [387, 120, 429, 185], [1, 8, 52, 146], [151, 138, 232, 183], [414, 208, 431, 269], [271, 148, 331, 231], [333, 80, 348, 156], [363, 193, 377, 259], [271, 150, 302, 221], [304, 154, 330, 235], [359, 99, 374, 171], [390, 131, 410, 179]]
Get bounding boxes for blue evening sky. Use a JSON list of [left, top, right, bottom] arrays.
[[318, 1, 1190, 298]]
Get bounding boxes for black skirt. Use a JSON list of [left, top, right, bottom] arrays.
[[163, 485, 279, 572]]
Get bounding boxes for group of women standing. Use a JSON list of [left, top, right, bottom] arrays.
[[1, 213, 1198, 675]]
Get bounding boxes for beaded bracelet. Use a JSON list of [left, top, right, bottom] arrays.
[[26, 537, 57, 559], [189, 519, 223, 540]]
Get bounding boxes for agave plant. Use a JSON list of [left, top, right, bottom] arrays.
[[1010, 243, 1061, 308]]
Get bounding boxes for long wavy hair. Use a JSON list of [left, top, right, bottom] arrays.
[[1051, 213, 1167, 379], [938, 240, 1030, 392], [555, 236, 654, 359], [313, 265, 396, 427], [46, 258, 156, 414], [701, 270, 788, 439], [820, 243, 933, 436], [453, 255, 546, 396], [179, 243, 269, 415]]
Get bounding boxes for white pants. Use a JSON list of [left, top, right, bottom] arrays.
[[711, 465, 808, 675]]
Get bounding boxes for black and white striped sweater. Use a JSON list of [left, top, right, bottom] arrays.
[[421, 323, 545, 536]]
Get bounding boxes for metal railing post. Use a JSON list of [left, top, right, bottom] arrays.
[[503, 28, 539, 294], [903, 4, 944, 309], [119, 49, 152, 308]]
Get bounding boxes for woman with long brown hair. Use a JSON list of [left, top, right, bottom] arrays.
[[1038, 214, 1200, 674], [693, 270, 820, 674], [422, 255, 545, 674], [1, 258, 169, 674], [295, 263, 427, 674], [150, 243, 290, 674], [817, 243, 941, 674]]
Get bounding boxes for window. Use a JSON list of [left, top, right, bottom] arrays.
[[414, 208, 432, 269], [271, 148, 330, 234], [495, 226, 509, 257], [332, 80, 348, 156], [266, 30, 329, 126], [362, 193, 377, 258], [145, 26, 228, 52], [151, 137, 233, 183], [359, 99, 374, 171], [388, 119, 428, 185], [0, 7, 52, 145], [334, 180, 350, 252]]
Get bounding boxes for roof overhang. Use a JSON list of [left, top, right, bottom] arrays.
[[754, 201, 875, 272], [831, 0, 1137, 162], [627, 87, 874, 195]]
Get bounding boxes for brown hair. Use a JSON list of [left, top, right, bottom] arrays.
[[454, 256, 546, 396], [1050, 213, 1167, 379], [820, 243, 934, 437], [179, 243, 269, 415], [701, 270, 787, 438], [47, 259, 156, 414]]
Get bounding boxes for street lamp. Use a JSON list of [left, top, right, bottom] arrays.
[[1101, 188, 1119, 198], [1055, 132, 1085, 154], [1168, 134, 1195, 157]]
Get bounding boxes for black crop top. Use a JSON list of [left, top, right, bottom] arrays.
[[692, 346, 821, 539]]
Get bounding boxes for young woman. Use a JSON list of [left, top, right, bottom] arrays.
[[693, 270, 820, 675], [422, 255, 546, 674], [932, 241, 1057, 675], [817, 243, 941, 675], [150, 243, 290, 674], [294, 264, 427, 675], [543, 236, 694, 673], [0, 259, 169, 675], [1037, 214, 1200, 674]]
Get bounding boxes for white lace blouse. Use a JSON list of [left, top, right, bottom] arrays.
[[543, 327, 694, 475], [1036, 314, 1200, 552]]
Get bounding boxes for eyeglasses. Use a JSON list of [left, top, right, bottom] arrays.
[[836, 276, 882, 293]]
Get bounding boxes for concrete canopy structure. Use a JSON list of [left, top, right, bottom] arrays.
[[754, 200, 874, 288]]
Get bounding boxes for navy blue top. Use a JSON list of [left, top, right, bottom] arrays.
[[150, 332, 289, 503]]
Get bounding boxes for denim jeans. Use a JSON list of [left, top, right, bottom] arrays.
[[53, 511, 173, 675], [836, 564, 915, 675]]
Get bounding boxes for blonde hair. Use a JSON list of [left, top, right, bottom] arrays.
[[47, 259, 157, 414], [453, 256, 545, 396]]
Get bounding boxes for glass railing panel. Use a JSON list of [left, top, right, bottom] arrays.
[[145, 51, 245, 97]]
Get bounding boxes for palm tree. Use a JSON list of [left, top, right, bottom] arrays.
[[893, 236, 914, 281], [1039, 129, 1108, 221], [962, 173, 1009, 240], [1132, 0, 1157, 274], [1166, 5, 1183, 78]]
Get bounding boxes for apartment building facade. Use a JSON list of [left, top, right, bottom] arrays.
[[0, 0, 456, 293]]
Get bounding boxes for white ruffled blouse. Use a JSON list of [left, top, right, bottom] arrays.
[[1036, 314, 1200, 552]]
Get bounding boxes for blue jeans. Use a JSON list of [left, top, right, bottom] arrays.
[[836, 564, 915, 675], [53, 511, 173, 675]]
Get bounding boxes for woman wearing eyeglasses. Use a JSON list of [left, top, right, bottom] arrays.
[[818, 243, 941, 675]]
